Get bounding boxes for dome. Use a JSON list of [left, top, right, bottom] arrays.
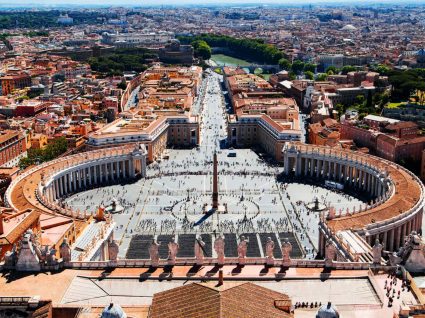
[[341, 24, 357, 31], [101, 303, 127, 318], [417, 48, 425, 56], [316, 302, 340, 318]]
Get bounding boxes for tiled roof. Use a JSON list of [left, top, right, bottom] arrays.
[[149, 282, 292, 318]]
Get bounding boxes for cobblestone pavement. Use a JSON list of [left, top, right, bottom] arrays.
[[65, 71, 363, 259]]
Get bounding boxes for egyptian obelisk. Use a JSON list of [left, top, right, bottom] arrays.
[[212, 151, 218, 209]]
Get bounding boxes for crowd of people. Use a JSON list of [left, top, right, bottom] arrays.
[[384, 273, 411, 307], [62, 72, 365, 263]]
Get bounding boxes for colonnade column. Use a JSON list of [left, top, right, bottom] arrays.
[[388, 229, 394, 251]]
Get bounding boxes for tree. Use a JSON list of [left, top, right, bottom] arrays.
[[177, 34, 284, 64], [292, 60, 305, 75], [326, 66, 339, 75], [341, 65, 356, 75], [19, 137, 68, 169], [366, 90, 373, 108], [316, 73, 328, 81], [117, 78, 127, 90], [355, 95, 365, 105], [288, 71, 296, 80], [335, 103, 344, 116], [191, 40, 212, 60], [278, 58, 291, 70], [303, 63, 316, 73], [375, 64, 390, 76], [304, 71, 314, 80]]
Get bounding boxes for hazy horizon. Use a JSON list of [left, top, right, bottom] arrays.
[[1, 0, 425, 8]]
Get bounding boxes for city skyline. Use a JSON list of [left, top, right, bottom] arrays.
[[2, 0, 425, 8]]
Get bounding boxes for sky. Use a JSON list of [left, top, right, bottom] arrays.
[[1, 0, 424, 7]]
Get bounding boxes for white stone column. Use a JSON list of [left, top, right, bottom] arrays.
[[327, 160, 331, 179], [122, 161, 127, 179], [316, 159, 321, 179], [382, 231, 388, 249], [100, 164, 104, 183], [67, 174, 72, 193], [130, 159, 135, 178], [54, 180, 59, 199], [88, 167, 92, 186], [333, 162, 337, 180], [284, 155, 289, 175], [73, 171, 77, 191], [57, 177, 62, 197], [82, 169, 86, 188], [388, 229, 394, 251], [407, 220, 412, 236], [339, 163, 343, 182], [141, 155, 147, 177], [110, 162, 114, 180], [367, 174, 372, 193]]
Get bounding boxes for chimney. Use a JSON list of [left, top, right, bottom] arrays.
[[0, 212, 4, 236], [218, 269, 224, 286]]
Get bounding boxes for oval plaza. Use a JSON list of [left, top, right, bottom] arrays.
[[2, 70, 424, 269]]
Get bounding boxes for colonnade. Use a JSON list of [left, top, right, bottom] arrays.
[[364, 210, 423, 251], [40, 145, 147, 207], [282, 143, 425, 255], [283, 146, 388, 200]]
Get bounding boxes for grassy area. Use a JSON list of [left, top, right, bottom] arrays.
[[387, 102, 407, 108]]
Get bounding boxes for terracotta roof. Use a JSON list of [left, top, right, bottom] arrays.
[[386, 121, 418, 130], [0, 209, 41, 245], [149, 282, 292, 318]]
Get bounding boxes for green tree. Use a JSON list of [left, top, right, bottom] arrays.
[[177, 34, 284, 64], [288, 71, 296, 80], [335, 103, 344, 116], [303, 63, 316, 73], [375, 64, 390, 76], [326, 66, 339, 75], [341, 65, 356, 75], [117, 78, 127, 90], [278, 58, 291, 70], [292, 60, 305, 75], [19, 137, 68, 169], [316, 73, 328, 81], [355, 95, 365, 105], [366, 90, 373, 108], [191, 40, 212, 60], [304, 71, 314, 80]]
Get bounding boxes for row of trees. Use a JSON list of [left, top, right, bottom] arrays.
[[387, 68, 425, 102], [88, 48, 157, 76], [19, 137, 68, 169], [334, 91, 390, 119], [0, 10, 111, 29], [178, 34, 284, 64]]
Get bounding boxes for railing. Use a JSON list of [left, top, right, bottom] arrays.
[[64, 258, 391, 271]]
